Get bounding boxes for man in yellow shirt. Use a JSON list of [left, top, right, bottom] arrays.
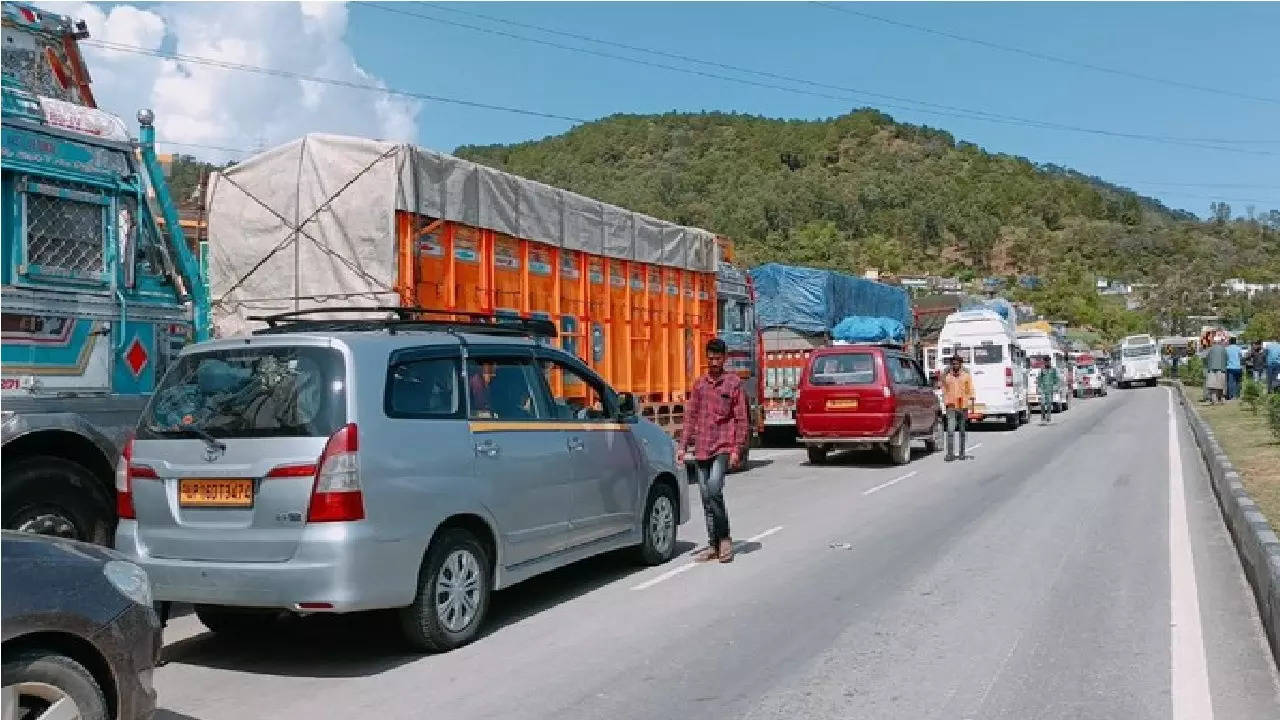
[[940, 352, 976, 461]]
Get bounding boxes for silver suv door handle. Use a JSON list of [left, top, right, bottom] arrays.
[[567, 437, 585, 452], [474, 440, 500, 458]]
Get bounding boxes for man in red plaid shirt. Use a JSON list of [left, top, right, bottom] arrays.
[[676, 338, 749, 563]]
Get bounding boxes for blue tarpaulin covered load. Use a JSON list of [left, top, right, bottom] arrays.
[[749, 263, 913, 334], [831, 316, 907, 344]]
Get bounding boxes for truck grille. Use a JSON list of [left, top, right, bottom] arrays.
[[25, 183, 106, 278]]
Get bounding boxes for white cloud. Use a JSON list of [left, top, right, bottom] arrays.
[[42, 1, 420, 162]]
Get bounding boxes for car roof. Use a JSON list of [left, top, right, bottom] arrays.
[[811, 345, 891, 356]]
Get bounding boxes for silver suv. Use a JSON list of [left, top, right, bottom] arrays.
[[114, 309, 688, 651]]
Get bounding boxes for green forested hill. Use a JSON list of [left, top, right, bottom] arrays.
[[455, 110, 1280, 294]]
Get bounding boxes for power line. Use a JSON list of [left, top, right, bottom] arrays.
[[357, 2, 1274, 156], [82, 39, 591, 125], [156, 140, 247, 155], [811, 2, 1280, 107]]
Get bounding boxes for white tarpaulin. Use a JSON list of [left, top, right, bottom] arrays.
[[207, 133, 719, 336]]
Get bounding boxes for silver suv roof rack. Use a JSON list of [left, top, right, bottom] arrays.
[[247, 306, 558, 339]]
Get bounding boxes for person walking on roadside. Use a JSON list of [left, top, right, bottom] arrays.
[[676, 338, 748, 564], [1225, 337, 1244, 400], [1036, 361, 1060, 425], [1205, 338, 1228, 404], [941, 352, 976, 462]]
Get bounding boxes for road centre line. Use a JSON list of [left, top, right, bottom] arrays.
[[1167, 388, 1215, 719], [631, 526, 785, 590], [863, 471, 918, 496]]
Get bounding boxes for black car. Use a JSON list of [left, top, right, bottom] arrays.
[[2, 531, 161, 720]]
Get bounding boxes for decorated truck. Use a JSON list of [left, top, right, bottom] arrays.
[[1, 2, 209, 542], [204, 134, 761, 460]]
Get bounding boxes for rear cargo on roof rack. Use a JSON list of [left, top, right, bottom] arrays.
[[205, 133, 722, 419]]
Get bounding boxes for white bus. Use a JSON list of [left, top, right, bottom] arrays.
[[1115, 334, 1160, 388]]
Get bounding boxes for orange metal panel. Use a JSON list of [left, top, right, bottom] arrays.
[[394, 212, 716, 406]]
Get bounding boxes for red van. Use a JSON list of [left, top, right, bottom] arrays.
[[796, 345, 944, 465]]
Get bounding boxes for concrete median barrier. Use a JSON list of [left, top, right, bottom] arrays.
[[1174, 382, 1280, 663]]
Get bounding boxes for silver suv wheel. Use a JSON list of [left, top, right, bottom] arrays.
[[435, 549, 482, 633], [649, 495, 675, 557]]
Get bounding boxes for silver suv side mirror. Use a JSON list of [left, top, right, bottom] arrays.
[[617, 392, 638, 418]]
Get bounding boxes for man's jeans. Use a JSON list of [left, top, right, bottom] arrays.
[[1039, 395, 1053, 422], [1227, 368, 1243, 400], [945, 408, 968, 458], [694, 454, 730, 545]]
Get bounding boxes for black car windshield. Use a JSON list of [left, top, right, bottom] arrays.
[[140, 346, 346, 439], [972, 345, 1004, 364]]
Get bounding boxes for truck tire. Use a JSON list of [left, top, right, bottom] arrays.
[[2, 456, 114, 544], [806, 446, 828, 465]]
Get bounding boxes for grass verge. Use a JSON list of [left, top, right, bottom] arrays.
[[1197, 398, 1280, 530]]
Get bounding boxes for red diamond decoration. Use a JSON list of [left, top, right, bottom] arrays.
[[124, 337, 149, 377]]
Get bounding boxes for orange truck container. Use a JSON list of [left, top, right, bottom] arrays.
[[394, 214, 717, 429], [206, 135, 733, 440]]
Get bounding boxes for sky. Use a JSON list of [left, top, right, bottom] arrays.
[[41, 1, 1280, 218]]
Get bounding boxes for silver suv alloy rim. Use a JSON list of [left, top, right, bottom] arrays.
[[435, 549, 482, 633], [2, 681, 84, 720], [649, 495, 675, 555]]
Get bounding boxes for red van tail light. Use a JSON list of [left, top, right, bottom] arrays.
[[1005, 367, 1014, 387], [114, 436, 156, 520], [307, 423, 364, 522]]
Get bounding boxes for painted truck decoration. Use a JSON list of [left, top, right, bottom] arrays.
[[1, 1, 208, 543]]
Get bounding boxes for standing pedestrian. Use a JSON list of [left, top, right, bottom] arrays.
[[1036, 360, 1060, 424], [1225, 337, 1243, 400], [1248, 340, 1265, 383], [1205, 338, 1228, 404], [1267, 340, 1280, 394], [676, 338, 748, 564], [941, 352, 975, 461]]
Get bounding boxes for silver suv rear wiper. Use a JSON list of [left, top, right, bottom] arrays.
[[178, 421, 227, 454]]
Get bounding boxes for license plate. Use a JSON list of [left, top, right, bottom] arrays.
[[826, 398, 859, 410], [179, 478, 254, 508]]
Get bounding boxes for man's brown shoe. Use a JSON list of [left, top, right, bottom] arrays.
[[694, 545, 719, 562], [718, 538, 735, 563]]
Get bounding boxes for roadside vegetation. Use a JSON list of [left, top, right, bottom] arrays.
[[1190, 376, 1280, 527]]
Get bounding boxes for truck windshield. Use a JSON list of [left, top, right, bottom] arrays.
[[718, 299, 745, 332], [810, 353, 876, 386], [139, 346, 346, 439], [1123, 345, 1157, 358]]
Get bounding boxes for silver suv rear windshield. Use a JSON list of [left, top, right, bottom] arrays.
[[810, 353, 876, 385], [140, 346, 346, 439]]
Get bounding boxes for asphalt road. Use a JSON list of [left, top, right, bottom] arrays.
[[152, 385, 1280, 720]]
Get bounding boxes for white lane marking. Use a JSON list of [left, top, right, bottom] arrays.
[[863, 470, 918, 496], [968, 442, 984, 452], [1167, 387, 1215, 720], [631, 562, 697, 591], [630, 526, 785, 590], [744, 525, 784, 543]]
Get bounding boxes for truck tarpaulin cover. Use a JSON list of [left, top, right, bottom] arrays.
[[205, 134, 719, 335], [832, 316, 907, 344], [749, 263, 912, 334]]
